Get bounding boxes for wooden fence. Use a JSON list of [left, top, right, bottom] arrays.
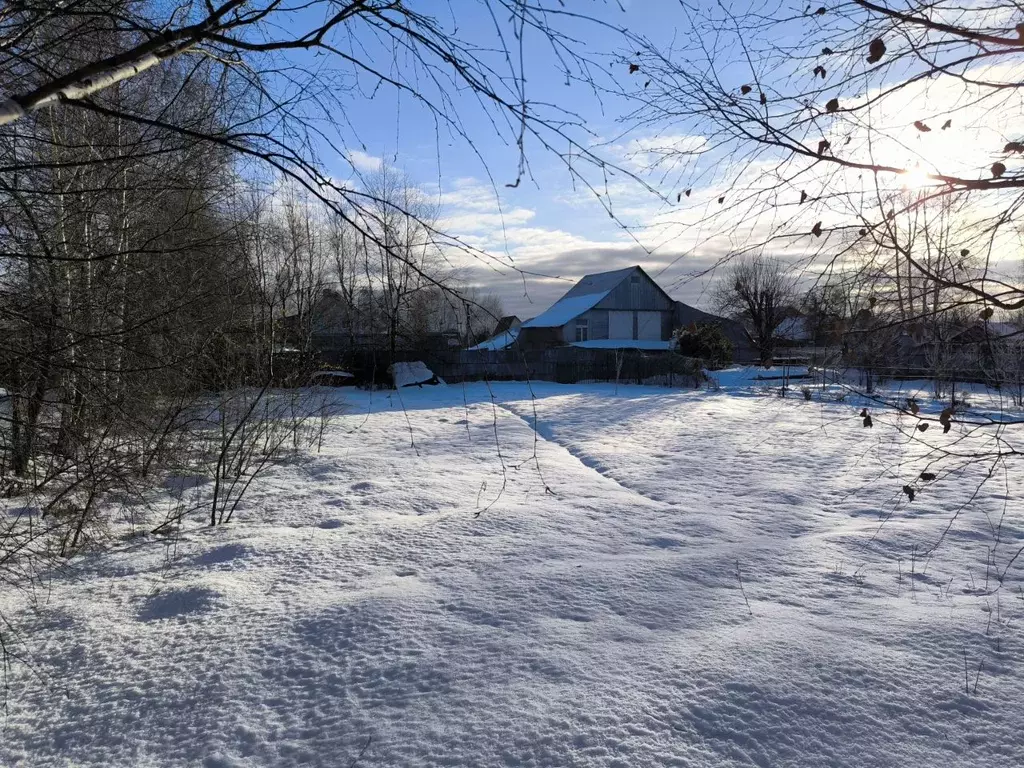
[[428, 348, 705, 388], [313, 346, 704, 387]]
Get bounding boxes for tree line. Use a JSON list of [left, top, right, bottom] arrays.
[[0, 2, 517, 587]]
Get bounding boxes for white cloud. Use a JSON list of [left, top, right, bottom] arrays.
[[347, 149, 383, 173], [440, 208, 536, 234]]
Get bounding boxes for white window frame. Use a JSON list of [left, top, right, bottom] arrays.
[[575, 318, 589, 342]]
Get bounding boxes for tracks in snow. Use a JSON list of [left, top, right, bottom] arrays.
[[495, 400, 671, 511]]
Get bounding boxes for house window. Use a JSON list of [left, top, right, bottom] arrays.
[[575, 318, 589, 342]]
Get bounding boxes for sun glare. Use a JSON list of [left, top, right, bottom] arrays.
[[900, 165, 932, 190]]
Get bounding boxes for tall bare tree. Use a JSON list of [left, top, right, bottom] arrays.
[[624, 2, 1024, 532], [625, 1, 1024, 317], [714, 256, 797, 365]]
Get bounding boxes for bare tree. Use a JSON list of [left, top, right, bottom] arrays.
[[714, 256, 796, 365], [625, 1, 1024, 317], [462, 288, 506, 346], [356, 167, 454, 358], [622, 1, 1024, 528]]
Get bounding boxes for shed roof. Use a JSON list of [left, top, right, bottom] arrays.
[[469, 327, 520, 350]]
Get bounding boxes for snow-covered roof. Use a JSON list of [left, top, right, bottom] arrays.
[[310, 370, 354, 379], [571, 339, 674, 351], [776, 316, 812, 341], [522, 292, 613, 328], [986, 322, 1023, 339], [522, 266, 640, 329], [469, 327, 520, 351]]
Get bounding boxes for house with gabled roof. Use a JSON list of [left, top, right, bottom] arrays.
[[519, 265, 675, 349], [471, 265, 751, 357]]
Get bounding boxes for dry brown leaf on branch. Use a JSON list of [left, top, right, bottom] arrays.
[[867, 38, 886, 63]]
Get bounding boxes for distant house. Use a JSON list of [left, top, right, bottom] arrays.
[[470, 315, 523, 351], [515, 266, 675, 350], [471, 265, 750, 358], [775, 315, 813, 344]]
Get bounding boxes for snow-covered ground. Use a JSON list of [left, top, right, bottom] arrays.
[[2, 377, 1024, 767]]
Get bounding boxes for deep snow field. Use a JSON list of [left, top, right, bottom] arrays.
[[2, 375, 1024, 767]]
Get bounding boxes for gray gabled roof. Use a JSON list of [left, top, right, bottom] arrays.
[[522, 266, 641, 329], [559, 266, 639, 301], [675, 301, 727, 327]]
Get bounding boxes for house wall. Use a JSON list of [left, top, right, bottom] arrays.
[[562, 308, 674, 343], [637, 311, 661, 340], [608, 311, 633, 339], [673, 301, 757, 362], [518, 326, 565, 350], [588, 269, 674, 341], [662, 312, 674, 340], [560, 309, 611, 342]]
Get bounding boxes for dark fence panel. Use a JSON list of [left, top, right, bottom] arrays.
[[427, 348, 705, 388], [304, 343, 704, 388]]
